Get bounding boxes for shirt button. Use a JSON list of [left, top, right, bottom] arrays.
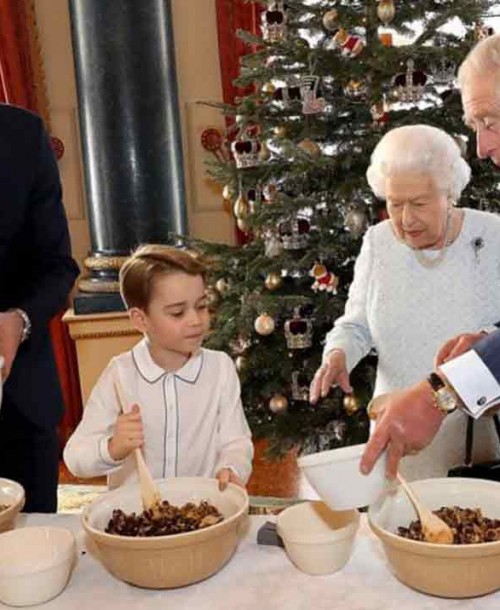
[[477, 396, 487, 406]]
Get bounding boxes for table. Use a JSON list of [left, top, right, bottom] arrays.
[[4, 513, 499, 610]]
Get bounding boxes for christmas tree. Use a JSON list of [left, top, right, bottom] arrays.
[[195, 0, 498, 459]]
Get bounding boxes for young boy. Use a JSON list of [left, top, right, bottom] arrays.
[[64, 245, 253, 490]]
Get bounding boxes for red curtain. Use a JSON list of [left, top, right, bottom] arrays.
[[215, 0, 261, 105], [215, 0, 261, 244], [0, 0, 82, 445]]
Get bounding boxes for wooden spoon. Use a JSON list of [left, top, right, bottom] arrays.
[[397, 472, 454, 544], [113, 379, 163, 515]]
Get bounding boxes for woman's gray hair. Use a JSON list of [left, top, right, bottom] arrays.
[[366, 125, 471, 201], [458, 33, 500, 89]]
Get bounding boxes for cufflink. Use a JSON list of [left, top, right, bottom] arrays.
[[477, 396, 487, 406]]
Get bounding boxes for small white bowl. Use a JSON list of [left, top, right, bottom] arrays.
[[0, 527, 77, 606], [0, 478, 25, 533], [277, 501, 359, 575], [298, 443, 388, 510]]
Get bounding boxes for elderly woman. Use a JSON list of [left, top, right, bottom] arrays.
[[310, 124, 500, 480]]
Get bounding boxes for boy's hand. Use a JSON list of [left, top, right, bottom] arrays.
[[216, 468, 245, 491], [108, 404, 144, 461]]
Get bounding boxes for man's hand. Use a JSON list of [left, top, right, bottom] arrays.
[[360, 380, 445, 479], [108, 404, 144, 461], [216, 468, 245, 491], [434, 332, 485, 367], [309, 349, 352, 404], [0, 311, 24, 379]]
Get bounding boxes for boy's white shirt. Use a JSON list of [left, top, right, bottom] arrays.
[[63, 339, 254, 489]]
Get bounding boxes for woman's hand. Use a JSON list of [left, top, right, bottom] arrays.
[[108, 404, 145, 461], [309, 349, 352, 404]]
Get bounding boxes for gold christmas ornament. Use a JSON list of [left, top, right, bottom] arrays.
[[343, 394, 360, 415], [235, 355, 248, 372], [261, 82, 276, 95], [298, 138, 321, 159], [264, 272, 283, 291], [236, 218, 249, 233], [233, 193, 250, 219], [322, 9, 338, 31], [377, 0, 395, 26], [269, 394, 288, 413], [254, 312, 275, 336], [273, 125, 287, 139], [259, 141, 271, 161], [222, 183, 236, 201], [206, 286, 221, 308], [215, 278, 229, 294]]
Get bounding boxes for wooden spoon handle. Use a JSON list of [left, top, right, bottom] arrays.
[[113, 378, 162, 510]]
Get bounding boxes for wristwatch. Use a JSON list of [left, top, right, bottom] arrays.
[[426, 372, 459, 414], [10, 308, 31, 343]]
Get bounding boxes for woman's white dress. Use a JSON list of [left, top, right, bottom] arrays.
[[324, 208, 500, 480]]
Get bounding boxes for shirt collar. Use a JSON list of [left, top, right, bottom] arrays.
[[132, 338, 204, 384]]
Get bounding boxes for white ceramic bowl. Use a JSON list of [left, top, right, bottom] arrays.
[[0, 526, 76, 606], [82, 477, 249, 589], [298, 443, 388, 510], [0, 478, 25, 533], [369, 477, 500, 598], [277, 501, 359, 575]]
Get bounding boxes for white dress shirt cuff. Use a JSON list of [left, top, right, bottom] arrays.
[[98, 436, 125, 468], [439, 350, 500, 418]]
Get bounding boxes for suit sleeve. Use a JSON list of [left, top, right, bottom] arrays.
[[18, 120, 79, 329], [215, 354, 254, 483], [440, 330, 500, 416]]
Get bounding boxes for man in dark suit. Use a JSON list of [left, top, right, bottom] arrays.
[[361, 33, 500, 478], [0, 104, 79, 512]]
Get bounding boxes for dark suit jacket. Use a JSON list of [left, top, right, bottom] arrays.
[[474, 329, 500, 385], [0, 104, 79, 428]]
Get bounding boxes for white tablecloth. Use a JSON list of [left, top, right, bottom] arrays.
[[4, 513, 499, 610]]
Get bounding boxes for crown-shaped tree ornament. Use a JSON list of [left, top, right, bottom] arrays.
[[284, 307, 313, 350], [261, 1, 288, 43], [392, 59, 427, 103], [429, 57, 456, 86], [231, 128, 262, 169], [278, 215, 311, 250], [273, 82, 302, 107]]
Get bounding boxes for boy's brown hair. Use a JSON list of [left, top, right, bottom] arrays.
[[119, 244, 209, 310]]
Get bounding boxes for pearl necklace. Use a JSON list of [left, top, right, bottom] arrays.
[[413, 208, 453, 269]]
